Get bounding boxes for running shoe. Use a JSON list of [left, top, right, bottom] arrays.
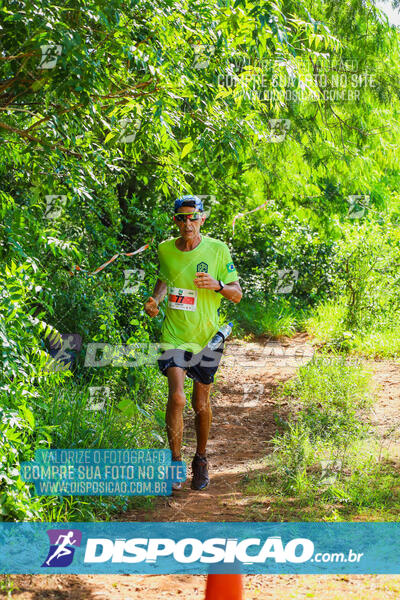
[[171, 459, 186, 492], [191, 454, 209, 490]]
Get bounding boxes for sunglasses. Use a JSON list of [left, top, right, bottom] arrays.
[[173, 211, 202, 222]]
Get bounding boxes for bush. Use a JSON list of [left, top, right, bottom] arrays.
[[279, 353, 373, 444], [307, 220, 400, 355], [268, 353, 373, 497], [229, 296, 299, 338]]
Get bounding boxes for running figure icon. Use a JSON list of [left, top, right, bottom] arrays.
[[45, 531, 77, 566]]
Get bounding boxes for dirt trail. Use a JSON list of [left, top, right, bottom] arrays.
[[122, 333, 313, 523], [3, 335, 400, 599]]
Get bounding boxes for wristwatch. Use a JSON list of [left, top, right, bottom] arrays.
[[214, 280, 225, 293]]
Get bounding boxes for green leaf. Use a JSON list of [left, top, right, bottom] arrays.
[[19, 405, 35, 429], [181, 141, 193, 158], [104, 132, 116, 143], [117, 398, 136, 417], [155, 409, 165, 428]]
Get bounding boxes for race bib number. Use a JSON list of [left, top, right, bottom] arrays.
[[168, 286, 197, 311]]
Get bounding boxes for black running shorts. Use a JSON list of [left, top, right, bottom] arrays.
[[157, 341, 225, 384]]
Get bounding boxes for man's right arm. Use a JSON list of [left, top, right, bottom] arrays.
[[144, 278, 167, 317], [153, 278, 167, 305]]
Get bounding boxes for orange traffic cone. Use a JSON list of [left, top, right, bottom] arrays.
[[205, 574, 244, 599]]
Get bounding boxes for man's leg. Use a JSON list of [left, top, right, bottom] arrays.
[[190, 380, 212, 490], [192, 380, 212, 456], [165, 366, 187, 461]]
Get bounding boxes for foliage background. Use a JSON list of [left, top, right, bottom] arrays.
[[1, 0, 399, 521]]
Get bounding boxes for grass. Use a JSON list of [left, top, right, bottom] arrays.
[[19, 368, 172, 522], [352, 327, 400, 359], [243, 447, 400, 522], [307, 299, 400, 358], [35, 376, 166, 449], [241, 352, 400, 521], [0, 576, 17, 599], [230, 297, 303, 338], [275, 352, 374, 444], [306, 299, 348, 345]]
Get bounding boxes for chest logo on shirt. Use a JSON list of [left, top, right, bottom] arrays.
[[197, 261, 208, 273]]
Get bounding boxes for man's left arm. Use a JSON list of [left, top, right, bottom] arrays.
[[218, 280, 242, 304], [193, 275, 242, 303]]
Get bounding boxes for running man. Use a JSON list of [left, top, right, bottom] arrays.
[[144, 195, 242, 490], [45, 531, 77, 566]]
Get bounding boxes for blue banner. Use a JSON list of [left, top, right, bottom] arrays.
[[20, 450, 186, 496], [0, 522, 399, 574]]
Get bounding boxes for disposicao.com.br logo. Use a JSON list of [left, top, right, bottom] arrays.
[[81, 536, 362, 565], [39, 532, 364, 570]]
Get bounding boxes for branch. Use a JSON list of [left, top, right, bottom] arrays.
[[202, 149, 238, 193], [12, 82, 159, 133], [0, 121, 82, 157], [0, 51, 37, 61]]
